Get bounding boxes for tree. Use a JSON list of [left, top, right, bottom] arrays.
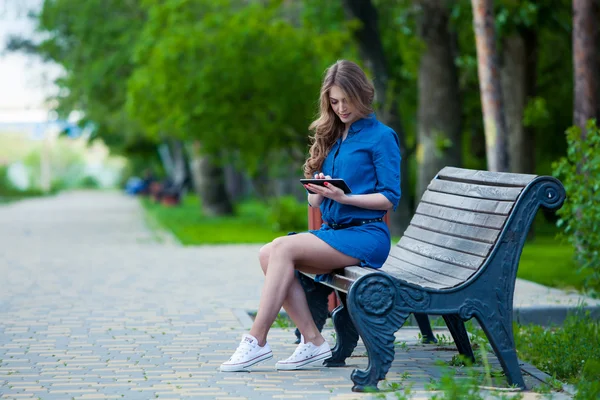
[[342, 0, 413, 233], [471, 0, 509, 172], [572, 0, 598, 135], [415, 0, 462, 200], [5, 0, 162, 167], [497, 2, 539, 174], [496, 0, 573, 174], [126, 0, 352, 198]]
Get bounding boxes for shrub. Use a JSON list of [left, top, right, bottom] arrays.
[[0, 165, 16, 195], [515, 313, 600, 384], [575, 359, 600, 399], [553, 119, 600, 291], [267, 195, 307, 232], [78, 175, 101, 189], [0, 165, 62, 199]]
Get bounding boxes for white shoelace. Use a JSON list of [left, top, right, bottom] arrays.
[[288, 342, 312, 360], [230, 341, 255, 360]]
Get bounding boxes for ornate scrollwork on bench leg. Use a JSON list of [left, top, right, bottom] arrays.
[[347, 274, 427, 392], [325, 291, 359, 367]]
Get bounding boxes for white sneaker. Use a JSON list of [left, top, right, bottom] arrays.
[[220, 334, 273, 372], [276, 335, 332, 370]]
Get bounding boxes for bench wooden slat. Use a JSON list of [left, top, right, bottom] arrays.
[[421, 191, 515, 215], [344, 266, 375, 280], [410, 214, 501, 244], [385, 251, 467, 286], [380, 265, 449, 289], [388, 247, 475, 278], [342, 264, 456, 290], [399, 237, 486, 269], [415, 203, 507, 229], [428, 179, 523, 201], [404, 225, 492, 258], [438, 166, 537, 187], [299, 271, 356, 293]]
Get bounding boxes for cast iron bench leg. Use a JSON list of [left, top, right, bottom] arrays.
[[324, 292, 359, 367], [415, 313, 437, 343], [475, 314, 526, 389], [442, 314, 475, 363], [347, 274, 409, 392], [297, 275, 437, 347]]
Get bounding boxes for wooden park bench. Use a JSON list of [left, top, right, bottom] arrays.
[[299, 167, 566, 392]]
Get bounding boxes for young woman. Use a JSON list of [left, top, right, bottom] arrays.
[[220, 59, 401, 372]]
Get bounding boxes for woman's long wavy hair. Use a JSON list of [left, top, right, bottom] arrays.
[[303, 60, 375, 178]]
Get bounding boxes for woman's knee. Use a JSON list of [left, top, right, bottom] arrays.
[[269, 236, 298, 261], [258, 243, 272, 273]]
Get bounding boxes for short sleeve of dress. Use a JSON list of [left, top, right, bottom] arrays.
[[373, 129, 401, 211]]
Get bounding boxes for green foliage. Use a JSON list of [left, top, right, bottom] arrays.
[[141, 195, 293, 244], [0, 166, 16, 192], [374, 0, 423, 143], [267, 196, 308, 232], [575, 360, 600, 400], [427, 369, 485, 400], [0, 166, 59, 200], [272, 313, 293, 329], [515, 313, 600, 384], [79, 176, 101, 189], [553, 120, 600, 291], [523, 97, 550, 128], [34, 0, 154, 157], [495, 0, 571, 36], [127, 0, 354, 175], [449, 0, 574, 173]]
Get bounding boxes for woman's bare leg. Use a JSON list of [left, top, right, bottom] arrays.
[[259, 243, 329, 345], [250, 233, 359, 346]]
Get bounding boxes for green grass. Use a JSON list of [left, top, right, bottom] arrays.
[[0, 189, 55, 205], [140, 195, 299, 245], [517, 214, 596, 292], [515, 314, 600, 385], [518, 236, 592, 292], [515, 314, 600, 397]]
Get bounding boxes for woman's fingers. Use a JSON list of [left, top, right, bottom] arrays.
[[305, 183, 328, 195]]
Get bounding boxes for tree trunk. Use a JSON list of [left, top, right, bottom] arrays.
[[342, 0, 411, 235], [157, 142, 175, 178], [573, 0, 598, 136], [500, 30, 537, 174], [471, 0, 509, 172], [170, 139, 188, 187], [186, 141, 233, 216], [224, 163, 252, 203], [416, 0, 462, 201]]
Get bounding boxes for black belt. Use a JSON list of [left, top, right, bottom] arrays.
[[327, 217, 384, 230]]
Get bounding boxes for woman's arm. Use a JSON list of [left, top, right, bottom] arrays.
[[304, 182, 391, 210], [307, 193, 324, 208], [338, 192, 392, 210]]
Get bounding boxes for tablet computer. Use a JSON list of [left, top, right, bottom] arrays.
[[300, 178, 352, 194]]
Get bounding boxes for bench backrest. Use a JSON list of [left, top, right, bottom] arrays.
[[381, 167, 537, 290]]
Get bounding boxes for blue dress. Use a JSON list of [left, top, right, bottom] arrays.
[[309, 113, 401, 268]]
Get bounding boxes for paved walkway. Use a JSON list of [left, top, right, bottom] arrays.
[[0, 191, 594, 399]]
